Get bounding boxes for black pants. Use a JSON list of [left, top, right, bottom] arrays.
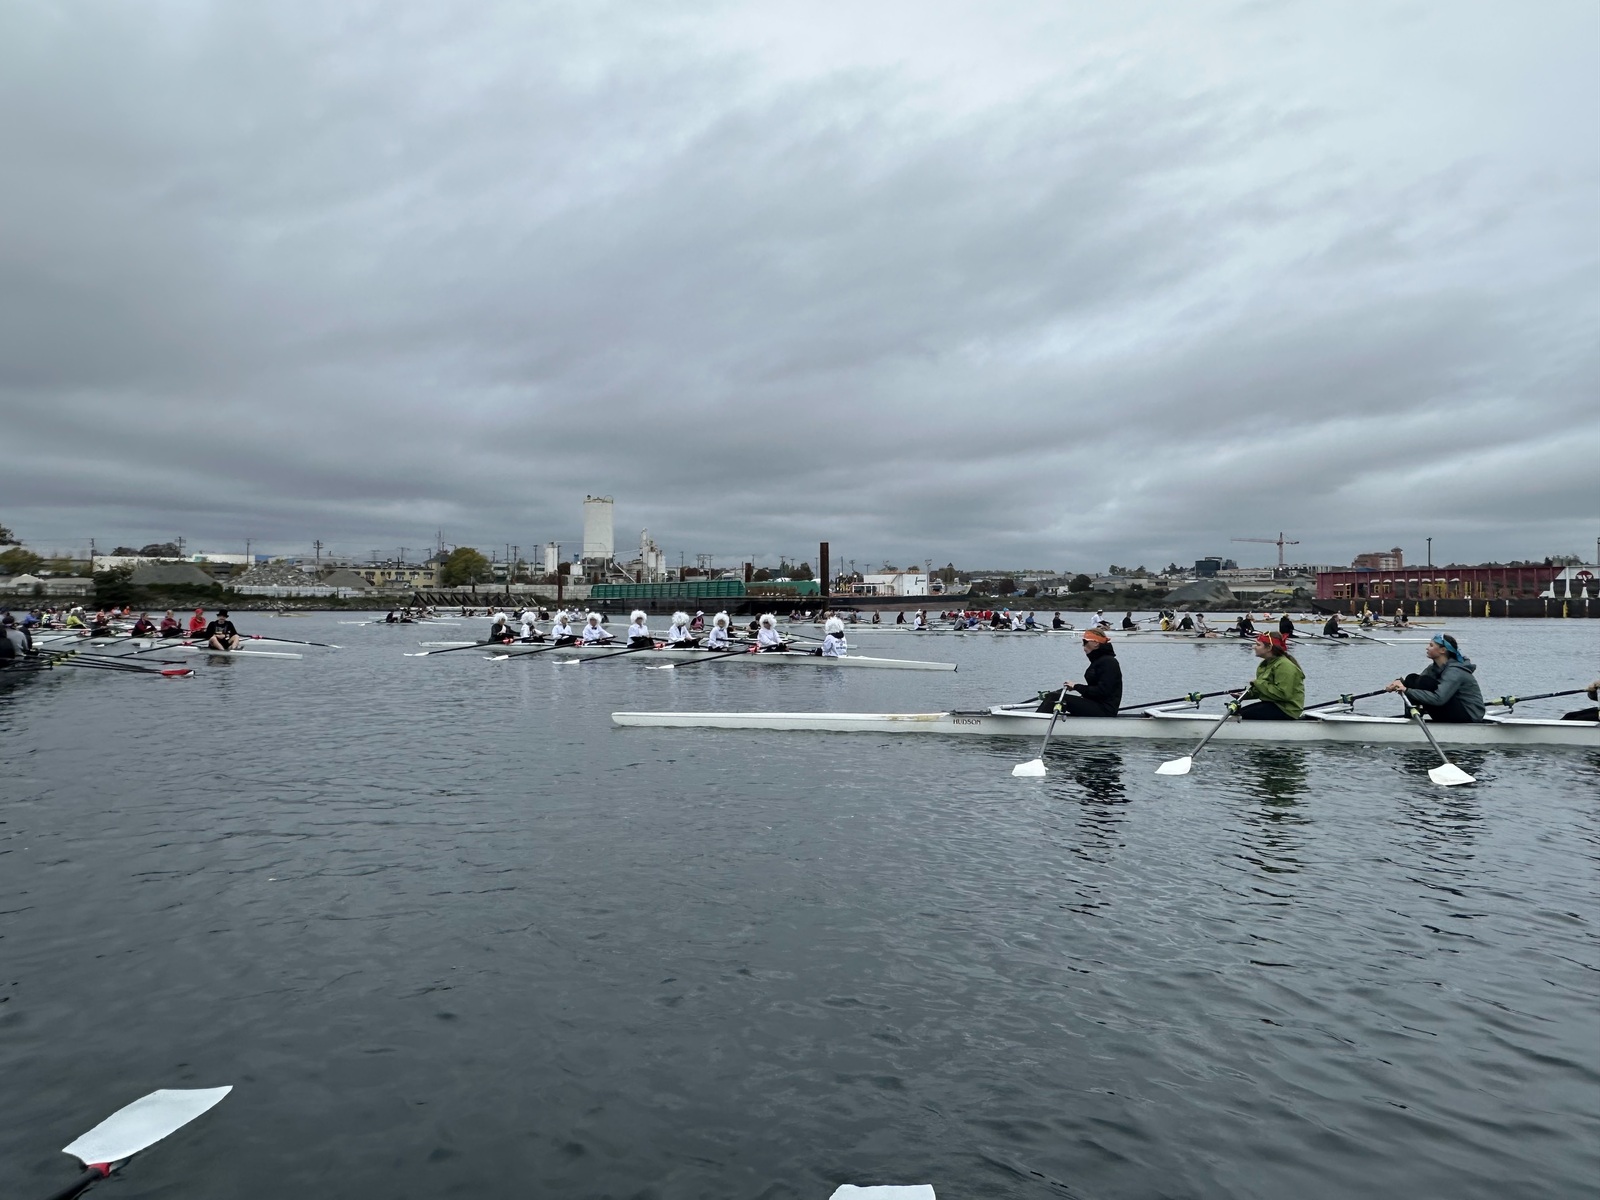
[[1238, 701, 1294, 720], [1562, 707, 1599, 722], [1036, 689, 1116, 718], [1403, 673, 1474, 723]]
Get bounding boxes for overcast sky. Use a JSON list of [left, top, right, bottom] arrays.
[[2, 0, 1595, 572]]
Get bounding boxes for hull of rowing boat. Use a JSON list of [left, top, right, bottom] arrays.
[[611, 708, 1599, 747], [547, 646, 956, 671], [122, 639, 304, 659]]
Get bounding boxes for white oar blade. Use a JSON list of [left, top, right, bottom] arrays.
[[645, 664, 676, 670], [64, 1086, 231, 1165], [1155, 756, 1194, 776], [830, 1186, 936, 1199], [1428, 762, 1476, 787], [1011, 758, 1047, 777]]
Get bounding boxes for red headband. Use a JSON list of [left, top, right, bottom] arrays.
[[1256, 632, 1287, 651]]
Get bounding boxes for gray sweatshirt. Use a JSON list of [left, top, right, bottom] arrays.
[[1404, 658, 1485, 721]]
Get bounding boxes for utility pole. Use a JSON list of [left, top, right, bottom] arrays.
[[176, 536, 185, 557], [1427, 537, 1432, 569], [313, 539, 323, 567], [245, 538, 252, 562], [399, 547, 407, 565]]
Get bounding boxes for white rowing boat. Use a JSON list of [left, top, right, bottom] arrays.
[[613, 704, 1598, 747], [122, 639, 304, 659], [539, 645, 957, 671]]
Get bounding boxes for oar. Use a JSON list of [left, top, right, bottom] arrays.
[[1303, 687, 1390, 711], [44, 1085, 231, 1199], [403, 638, 510, 657], [1155, 690, 1246, 776], [1012, 690, 1070, 777], [552, 642, 658, 665], [643, 645, 760, 670], [487, 640, 576, 660], [245, 635, 341, 650], [1486, 687, 1590, 711], [1406, 703, 1475, 786], [1118, 688, 1235, 712]]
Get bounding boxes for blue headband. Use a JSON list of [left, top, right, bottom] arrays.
[[1430, 633, 1463, 661]]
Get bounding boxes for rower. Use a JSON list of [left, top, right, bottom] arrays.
[[821, 616, 848, 657], [1234, 633, 1304, 720], [1037, 628, 1122, 717], [871, 611, 881, 625], [626, 610, 654, 648], [896, 611, 907, 625], [1322, 612, 1349, 638], [1121, 612, 1137, 630], [385, 610, 399, 624], [582, 613, 614, 644], [518, 608, 545, 642], [1278, 613, 1295, 639], [1562, 681, 1599, 722], [1051, 612, 1067, 630], [188, 607, 207, 636], [690, 610, 706, 631], [755, 613, 786, 652], [488, 611, 517, 643], [205, 609, 242, 650], [131, 611, 156, 638], [1178, 613, 1195, 631], [1194, 613, 1210, 636], [1234, 613, 1256, 638], [705, 612, 733, 650], [159, 610, 182, 638], [548, 611, 577, 645], [666, 611, 698, 647], [1383, 634, 1484, 722], [1394, 609, 1410, 628], [913, 611, 928, 631]]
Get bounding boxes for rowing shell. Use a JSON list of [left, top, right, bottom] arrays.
[[546, 645, 956, 671], [612, 704, 1598, 747], [123, 639, 304, 659]]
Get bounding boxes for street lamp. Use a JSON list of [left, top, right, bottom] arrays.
[[1426, 537, 1432, 569]]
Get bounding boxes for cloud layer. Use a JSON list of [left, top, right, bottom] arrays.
[[3, 1, 1596, 570]]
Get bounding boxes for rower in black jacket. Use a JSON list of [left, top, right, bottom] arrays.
[[1037, 628, 1123, 717]]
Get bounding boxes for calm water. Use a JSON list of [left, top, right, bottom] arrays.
[[2, 615, 1596, 1199]]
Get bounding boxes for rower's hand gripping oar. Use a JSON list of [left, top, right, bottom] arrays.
[[1155, 689, 1247, 776], [44, 1086, 231, 1199], [1407, 704, 1476, 786]]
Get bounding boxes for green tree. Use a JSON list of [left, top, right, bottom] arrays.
[[938, 563, 957, 585], [439, 547, 492, 587], [1068, 574, 1092, 593], [0, 522, 14, 543], [752, 567, 772, 582], [0, 547, 43, 575], [997, 577, 1017, 594], [791, 562, 814, 580]]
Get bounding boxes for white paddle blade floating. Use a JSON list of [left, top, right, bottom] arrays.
[[63, 1086, 232, 1166], [1155, 755, 1194, 776], [1011, 758, 1047, 777], [830, 1187, 936, 1199], [1428, 762, 1476, 787]]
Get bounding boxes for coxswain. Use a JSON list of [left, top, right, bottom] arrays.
[[159, 610, 182, 637], [820, 616, 848, 657], [1322, 612, 1349, 638], [1562, 681, 1599, 722], [188, 607, 207, 636], [582, 613, 613, 644], [1278, 613, 1295, 639], [131, 611, 156, 638], [1383, 634, 1484, 723], [488, 611, 517, 643], [666, 611, 698, 647], [755, 613, 786, 651], [1234, 613, 1256, 638], [690, 610, 706, 632], [1121, 612, 1137, 630], [1037, 628, 1123, 717], [1178, 613, 1195, 632], [205, 609, 242, 650], [1231, 633, 1305, 719], [705, 612, 733, 650], [626, 610, 654, 648], [548, 611, 577, 645]]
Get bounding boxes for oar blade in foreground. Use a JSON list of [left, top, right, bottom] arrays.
[[1154, 755, 1194, 776], [1428, 761, 1476, 787], [63, 1086, 231, 1166], [1011, 757, 1047, 778]]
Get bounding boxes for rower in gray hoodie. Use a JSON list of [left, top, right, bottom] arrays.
[[1383, 633, 1485, 722]]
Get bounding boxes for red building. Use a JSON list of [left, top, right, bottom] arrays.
[[1316, 564, 1562, 603]]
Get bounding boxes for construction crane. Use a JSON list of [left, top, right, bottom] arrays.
[[1231, 532, 1300, 568]]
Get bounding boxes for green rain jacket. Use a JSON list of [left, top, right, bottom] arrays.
[[1245, 653, 1305, 718]]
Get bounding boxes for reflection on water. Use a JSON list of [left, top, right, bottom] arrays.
[[1236, 747, 1312, 875]]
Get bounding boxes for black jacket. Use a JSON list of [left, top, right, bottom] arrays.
[[1072, 644, 1123, 711]]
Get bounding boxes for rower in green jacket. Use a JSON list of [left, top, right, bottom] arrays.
[[1236, 632, 1305, 720]]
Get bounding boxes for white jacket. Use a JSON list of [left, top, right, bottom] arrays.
[[821, 632, 848, 657]]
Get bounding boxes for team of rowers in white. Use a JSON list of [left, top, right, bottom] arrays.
[[481, 608, 852, 656]]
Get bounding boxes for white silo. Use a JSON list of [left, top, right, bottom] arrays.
[[583, 496, 615, 562], [543, 542, 560, 576]]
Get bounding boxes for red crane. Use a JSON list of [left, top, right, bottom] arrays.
[[1231, 532, 1301, 568]]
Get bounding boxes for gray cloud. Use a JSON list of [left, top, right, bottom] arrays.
[[2, 0, 1595, 570]]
